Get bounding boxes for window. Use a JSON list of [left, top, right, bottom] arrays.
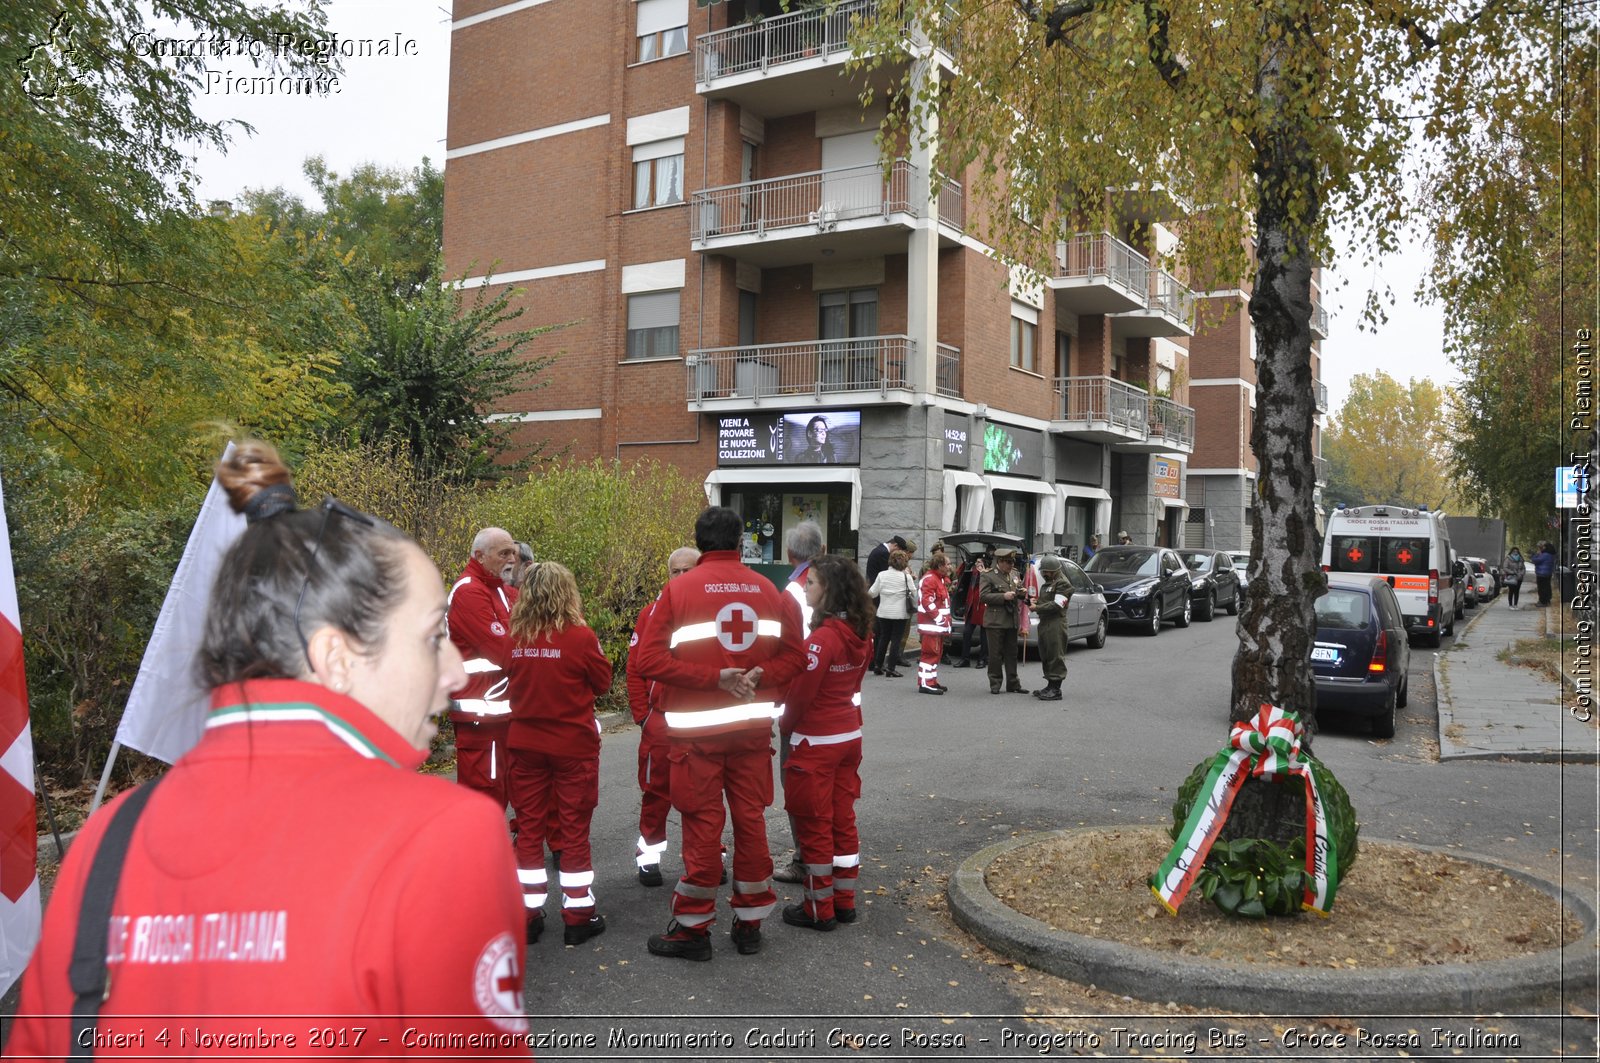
[[1055, 330, 1072, 378], [819, 289, 879, 389], [636, 0, 688, 61], [1010, 302, 1038, 372], [626, 290, 680, 360], [632, 138, 684, 209]]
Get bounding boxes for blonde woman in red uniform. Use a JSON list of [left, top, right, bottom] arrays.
[[780, 554, 873, 930], [914, 553, 952, 695], [9, 441, 531, 1053], [499, 561, 613, 947]]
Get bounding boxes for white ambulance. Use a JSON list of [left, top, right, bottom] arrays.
[[1321, 505, 1457, 647]]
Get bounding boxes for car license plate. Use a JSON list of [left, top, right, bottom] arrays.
[[1311, 645, 1342, 664]]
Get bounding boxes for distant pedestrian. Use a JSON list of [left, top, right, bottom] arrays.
[[1501, 546, 1525, 609], [1116, 530, 1133, 546], [1532, 542, 1557, 607], [979, 548, 1027, 694], [1031, 555, 1072, 702], [867, 549, 915, 678], [951, 555, 989, 669], [914, 553, 952, 695], [1083, 533, 1101, 561]]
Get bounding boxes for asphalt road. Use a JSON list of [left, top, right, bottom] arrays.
[[540, 613, 1597, 1059]]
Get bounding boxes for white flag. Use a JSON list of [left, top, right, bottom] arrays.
[[117, 446, 246, 764], [0, 469, 41, 996]]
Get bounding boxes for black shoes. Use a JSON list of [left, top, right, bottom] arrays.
[[525, 912, 544, 945], [951, 659, 970, 668], [990, 686, 1002, 695], [884, 670, 903, 678], [1033, 682, 1062, 701], [918, 685, 945, 695], [781, 903, 837, 932], [773, 859, 805, 884], [648, 920, 713, 961], [638, 864, 663, 887], [872, 666, 884, 675], [564, 913, 606, 946], [1006, 684, 1027, 694], [835, 907, 858, 924], [731, 920, 763, 954]]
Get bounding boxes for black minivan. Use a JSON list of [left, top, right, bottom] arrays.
[[1310, 573, 1411, 738]]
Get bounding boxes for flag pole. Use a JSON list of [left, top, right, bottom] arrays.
[[35, 765, 65, 861], [88, 739, 121, 818]]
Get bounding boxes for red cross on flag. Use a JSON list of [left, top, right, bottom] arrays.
[[0, 470, 40, 996]]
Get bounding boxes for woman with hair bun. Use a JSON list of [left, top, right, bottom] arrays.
[[496, 561, 613, 948], [9, 441, 532, 1054], [779, 554, 873, 931]]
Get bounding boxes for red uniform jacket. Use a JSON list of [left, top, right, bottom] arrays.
[[447, 557, 518, 727], [631, 549, 807, 740], [497, 623, 613, 759], [780, 617, 870, 740], [918, 571, 952, 635], [9, 679, 530, 1055], [626, 601, 668, 741]]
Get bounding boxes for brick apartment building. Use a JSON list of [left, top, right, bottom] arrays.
[[442, 0, 1327, 562]]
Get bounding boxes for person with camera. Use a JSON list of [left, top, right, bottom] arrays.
[[9, 441, 531, 1051], [979, 547, 1028, 694]]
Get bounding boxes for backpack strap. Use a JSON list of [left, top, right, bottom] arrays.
[[68, 776, 165, 1058]]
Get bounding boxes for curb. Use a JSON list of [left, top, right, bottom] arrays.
[[948, 829, 1598, 1014]]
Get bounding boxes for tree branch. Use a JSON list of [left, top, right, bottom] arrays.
[[1141, 0, 1187, 89], [1363, 0, 1512, 55], [1015, 0, 1099, 47]]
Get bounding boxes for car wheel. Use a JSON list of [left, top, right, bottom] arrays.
[[1198, 592, 1216, 622], [1175, 594, 1192, 628], [1225, 587, 1240, 616], [1444, 611, 1455, 637], [1426, 627, 1442, 649], [1372, 687, 1397, 739], [1398, 673, 1409, 708], [1146, 606, 1162, 636], [1088, 613, 1108, 649]]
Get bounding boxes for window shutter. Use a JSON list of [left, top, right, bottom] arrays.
[[637, 0, 687, 36], [628, 291, 680, 330]]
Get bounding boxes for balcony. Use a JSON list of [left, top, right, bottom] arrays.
[[690, 161, 962, 266], [1310, 300, 1330, 339], [1051, 376, 1195, 455], [936, 342, 962, 398], [1048, 232, 1148, 315], [687, 336, 916, 410], [1145, 396, 1197, 452], [695, 0, 899, 117], [1050, 375, 1149, 444], [1313, 378, 1329, 413], [1314, 455, 1331, 484], [1110, 266, 1195, 338]]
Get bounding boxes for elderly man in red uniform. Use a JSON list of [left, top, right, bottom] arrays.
[[633, 506, 806, 960], [626, 545, 700, 886], [447, 527, 521, 828]]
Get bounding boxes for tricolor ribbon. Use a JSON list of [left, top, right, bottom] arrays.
[[1151, 704, 1338, 916]]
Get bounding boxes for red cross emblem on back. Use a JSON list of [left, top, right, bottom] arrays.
[[1396, 547, 1413, 565], [716, 602, 759, 652], [1346, 546, 1364, 564]]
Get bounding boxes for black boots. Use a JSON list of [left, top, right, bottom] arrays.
[[1033, 679, 1063, 701]]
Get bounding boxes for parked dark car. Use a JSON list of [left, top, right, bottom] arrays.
[[1082, 546, 1192, 635], [1176, 549, 1243, 621], [1310, 573, 1411, 738], [1451, 558, 1473, 614]]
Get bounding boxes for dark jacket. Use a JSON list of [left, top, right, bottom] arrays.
[[865, 541, 893, 593], [1533, 548, 1557, 577], [979, 568, 1022, 629]]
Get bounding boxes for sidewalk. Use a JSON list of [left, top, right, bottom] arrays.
[[1436, 595, 1598, 762]]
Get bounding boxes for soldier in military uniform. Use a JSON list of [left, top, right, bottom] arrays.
[[1030, 555, 1073, 702], [978, 547, 1027, 695]]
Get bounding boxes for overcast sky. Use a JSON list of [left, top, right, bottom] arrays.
[[183, 1, 1455, 417]]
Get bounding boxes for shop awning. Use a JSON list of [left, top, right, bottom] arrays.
[[941, 471, 986, 533], [1054, 483, 1112, 538], [981, 475, 1057, 538], [1159, 496, 1190, 521], [703, 468, 862, 526]]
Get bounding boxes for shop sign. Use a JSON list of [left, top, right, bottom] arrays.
[[981, 423, 1044, 478], [942, 416, 971, 467], [1153, 458, 1182, 499], [716, 410, 861, 466]]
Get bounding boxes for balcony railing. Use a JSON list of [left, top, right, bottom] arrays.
[[1314, 455, 1331, 483], [936, 342, 961, 398], [696, 0, 876, 84], [1053, 231, 1147, 292], [688, 336, 914, 402], [1146, 268, 1195, 327], [693, 160, 961, 243], [937, 178, 964, 230], [1053, 375, 1149, 434], [1310, 300, 1330, 339], [1147, 396, 1197, 450], [1313, 378, 1329, 413]]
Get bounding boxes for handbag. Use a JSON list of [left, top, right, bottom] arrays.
[[904, 574, 918, 614]]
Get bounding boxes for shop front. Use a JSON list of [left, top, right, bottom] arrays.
[[704, 409, 864, 564], [976, 421, 1054, 554], [1154, 457, 1187, 548]]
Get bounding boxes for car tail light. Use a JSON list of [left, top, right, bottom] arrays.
[[1369, 630, 1388, 674], [1321, 564, 1330, 573], [1428, 569, 1439, 606]]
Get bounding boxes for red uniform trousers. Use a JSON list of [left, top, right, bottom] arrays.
[[782, 736, 863, 921], [917, 634, 944, 690], [454, 717, 515, 833], [508, 748, 599, 927], [667, 730, 776, 931], [636, 730, 672, 869]]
